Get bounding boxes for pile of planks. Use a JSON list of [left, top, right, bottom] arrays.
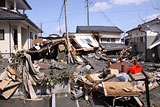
[[0, 66, 20, 99], [0, 52, 44, 100]]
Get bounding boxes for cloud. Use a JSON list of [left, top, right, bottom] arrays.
[[110, 0, 149, 5], [90, 2, 112, 12], [144, 13, 160, 21], [56, 25, 65, 34]]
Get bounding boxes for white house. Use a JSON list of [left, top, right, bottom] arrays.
[[0, 0, 42, 58], [127, 18, 160, 62]]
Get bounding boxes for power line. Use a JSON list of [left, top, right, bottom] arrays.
[[57, 0, 65, 34], [91, 0, 115, 26]]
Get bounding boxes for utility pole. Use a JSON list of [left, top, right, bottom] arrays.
[[87, 0, 90, 26], [40, 22, 42, 37], [64, 0, 71, 63]]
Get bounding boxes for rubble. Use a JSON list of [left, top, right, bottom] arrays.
[[0, 36, 160, 107]]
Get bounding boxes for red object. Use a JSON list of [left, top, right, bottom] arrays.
[[129, 65, 142, 74]]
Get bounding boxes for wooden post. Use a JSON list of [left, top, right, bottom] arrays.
[[134, 59, 138, 65], [108, 60, 111, 68], [120, 56, 123, 63], [121, 64, 125, 72]]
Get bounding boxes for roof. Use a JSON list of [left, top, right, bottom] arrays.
[[127, 18, 160, 33], [126, 26, 141, 33], [101, 43, 128, 51], [76, 26, 123, 33], [22, 0, 32, 10], [0, 9, 42, 33], [149, 38, 160, 49]]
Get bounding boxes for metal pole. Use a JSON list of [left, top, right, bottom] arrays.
[[40, 23, 42, 37], [87, 0, 90, 26], [64, 0, 70, 63]]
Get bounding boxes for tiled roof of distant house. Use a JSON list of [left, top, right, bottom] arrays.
[[76, 26, 123, 33]]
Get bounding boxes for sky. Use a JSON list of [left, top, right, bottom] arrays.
[[26, 0, 160, 36]]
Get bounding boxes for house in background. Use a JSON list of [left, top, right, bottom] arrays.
[[76, 26, 128, 53], [126, 18, 160, 62], [0, 0, 42, 58]]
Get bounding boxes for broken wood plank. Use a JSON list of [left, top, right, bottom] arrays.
[[29, 74, 37, 86], [1, 85, 19, 99], [86, 74, 101, 83], [4, 81, 21, 89], [58, 44, 65, 52], [133, 97, 143, 107], [0, 79, 11, 90], [27, 80, 37, 99], [102, 82, 138, 97], [7, 66, 16, 75], [0, 71, 8, 81], [110, 69, 119, 75]]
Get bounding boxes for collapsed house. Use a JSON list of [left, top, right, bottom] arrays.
[[76, 26, 128, 55], [0, 33, 160, 107]]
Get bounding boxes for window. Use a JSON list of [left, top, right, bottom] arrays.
[[137, 37, 140, 42], [80, 38, 92, 43], [0, 29, 4, 40], [140, 37, 143, 42], [111, 38, 115, 42], [101, 38, 116, 43], [30, 32, 33, 39], [101, 38, 110, 43], [85, 39, 92, 43], [0, 0, 5, 7]]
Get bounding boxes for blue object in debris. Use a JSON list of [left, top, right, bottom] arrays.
[[116, 73, 129, 82]]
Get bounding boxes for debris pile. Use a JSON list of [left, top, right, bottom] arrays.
[[0, 36, 160, 107], [0, 51, 45, 99], [70, 55, 160, 106]]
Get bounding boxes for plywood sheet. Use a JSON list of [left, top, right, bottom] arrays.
[[2, 85, 18, 99], [102, 82, 138, 96], [0, 79, 11, 90]]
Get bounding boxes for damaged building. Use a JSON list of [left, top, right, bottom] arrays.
[[126, 18, 160, 62], [76, 26, 128, 55]]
